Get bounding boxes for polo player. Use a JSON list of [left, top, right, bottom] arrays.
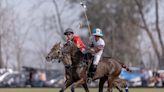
[[64, 28, 86, 53], [63, 28, 106, 81], [88, 28, 105, 79]]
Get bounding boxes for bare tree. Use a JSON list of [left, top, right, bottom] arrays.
[[31, 14, 59, 69], [135, 0, 164, 68], [26, 0, 81, 70], [70, 0, 164, 68], [154, 0, 164, 68], [52, 0, 65, 40], [0, 0, 32, 70], [0, 1, 15, 68], [71, 0, 142, 66]]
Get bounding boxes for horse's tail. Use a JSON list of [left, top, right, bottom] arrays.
[[114, 58, 132, 72], [121, 64, 132, 72]]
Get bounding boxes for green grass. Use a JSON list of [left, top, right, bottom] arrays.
[[0, 88, 163, 92]]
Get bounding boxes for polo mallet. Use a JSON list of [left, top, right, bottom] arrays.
[[80, 1, 93, 80], [80, 0, 92, 36]]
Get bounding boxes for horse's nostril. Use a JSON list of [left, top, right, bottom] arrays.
[[46, 56, 50, 60]]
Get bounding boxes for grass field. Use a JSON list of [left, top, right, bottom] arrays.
[[0, 88, 163, 92]]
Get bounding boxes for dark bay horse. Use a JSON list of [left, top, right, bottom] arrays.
[[46, 42, 130, 92], [46, 42, 89, 92]]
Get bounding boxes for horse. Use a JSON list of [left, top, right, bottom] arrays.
[[46, 42, 130, 92], [46, 42, 89, 92]]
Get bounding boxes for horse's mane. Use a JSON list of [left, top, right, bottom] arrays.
[[63, 42, 80, 54], [103, 56, 112, 59], [63, 42, 83, 65]]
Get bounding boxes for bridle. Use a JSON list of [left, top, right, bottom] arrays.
[[56, 46, 73, 69]]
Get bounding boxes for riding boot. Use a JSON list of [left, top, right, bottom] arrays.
[[88, 65, 97, 77], [91, 65, 97, 78], [87, 65, 97, 83], [70, 84, 75, 92]]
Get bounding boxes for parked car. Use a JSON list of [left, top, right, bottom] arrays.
[[119, 67, 142, 87]]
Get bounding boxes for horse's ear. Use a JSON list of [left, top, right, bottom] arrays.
[[56, 42, 61, 47], [58, 42, 61, 47], [58, 42, 61, 45], [54, 42, 57, 46]]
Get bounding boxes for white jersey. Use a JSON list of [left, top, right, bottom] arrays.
[[91, 36, 105, 55], [89, 36, 105, 65]]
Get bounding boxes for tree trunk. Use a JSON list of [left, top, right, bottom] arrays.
[[159, 55, 164, 69], [52, 0, 65, 40], [155, 0, 164, 69], [0, 36, 4, 68], [135, 0, 160, 68]]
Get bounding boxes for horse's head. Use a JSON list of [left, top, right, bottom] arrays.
[[46, 42, 61, 62]]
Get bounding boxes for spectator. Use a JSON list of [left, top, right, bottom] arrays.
[[31, 71, 40, 87], [155, 72, 163, 87], [141, 68, 149, 87], [38, 71, 47, 87]]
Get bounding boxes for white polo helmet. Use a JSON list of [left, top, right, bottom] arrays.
[[92, 28, 103, 37]]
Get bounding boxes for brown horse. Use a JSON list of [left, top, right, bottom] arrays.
[[46, 42, 130, 92], [63, 42, 130, 92], [46, 42, 89, 92]]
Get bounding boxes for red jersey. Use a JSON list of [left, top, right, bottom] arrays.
[[72, 36, 86, 51]]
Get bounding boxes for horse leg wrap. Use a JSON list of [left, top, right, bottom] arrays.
[[125, 84, 129, 92], [59, 89, 64, 92], [71, 85, 75, 92]]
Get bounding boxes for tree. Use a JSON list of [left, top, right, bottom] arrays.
[[70, 0, 142, 66], [70, 0, 164, 68], [0, 0, 32, 70], [0, 1, 15, 68], [27, 0, 82, 70], [134, 0, 164, 69]]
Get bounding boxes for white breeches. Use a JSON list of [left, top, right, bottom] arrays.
[[93, 54, 102, 65]]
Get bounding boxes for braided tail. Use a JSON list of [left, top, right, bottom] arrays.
[[121, 64, 132, 72], [115, 58, 132, 72]]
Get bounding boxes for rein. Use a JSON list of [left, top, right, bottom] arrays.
[[59, 43, 87, 70]]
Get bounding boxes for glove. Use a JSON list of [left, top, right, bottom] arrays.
[[88, 48, 95, 54]]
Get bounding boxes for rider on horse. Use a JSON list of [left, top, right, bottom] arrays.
[[64, 28, 105, 80], [88, 28, 105, 79], [64, 28, 86, 53]]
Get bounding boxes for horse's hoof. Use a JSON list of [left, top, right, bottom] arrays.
[[59, 90, 63, 92], [106, 89, 112, 92], [125, 89, 129, 92], [71, 89, 75, 92], [71, 86, 75, 92]]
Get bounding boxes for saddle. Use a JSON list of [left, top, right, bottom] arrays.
[[83, 52, 93, 64]]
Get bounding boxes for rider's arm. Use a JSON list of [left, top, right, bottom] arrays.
[[90, 39, 105, 53], [94, 45, 104, 53], [89, 45, 103, 53], [73, 36, 82, 48]]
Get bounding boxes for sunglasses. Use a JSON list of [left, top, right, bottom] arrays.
[[65, 33, 71, 35], [95, 35, 100, 37]]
